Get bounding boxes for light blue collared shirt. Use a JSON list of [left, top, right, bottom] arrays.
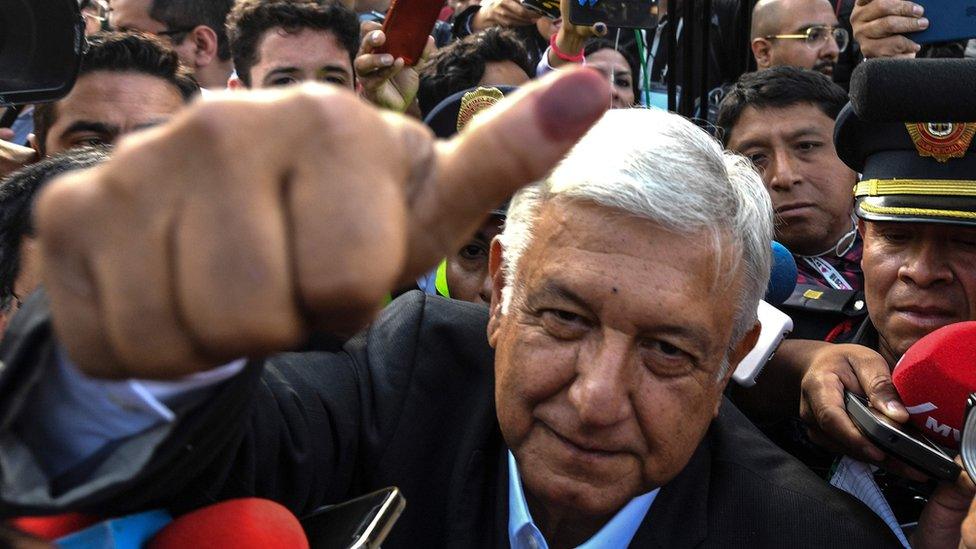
[[507, 451, 659, 549]]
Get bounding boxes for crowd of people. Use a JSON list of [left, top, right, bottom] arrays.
[[0, 0, 975, 547]]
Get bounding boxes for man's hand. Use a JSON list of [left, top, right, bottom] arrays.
[[545, 0, 607, 68], [851, 0, 927, 59], [356, 21, 433, 115], [799, 342, 927, 480], [35, 69, 609, 380], [913, 464, 975, 549], [0, 134, 37, 177], [471, 0, 540, 31]]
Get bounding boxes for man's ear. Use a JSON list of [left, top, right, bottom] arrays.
[[857, 218, 866, 239], [188, 25, 219, 68], [227, 75, 246, 90], [713, 320, 761, 416], [751, 38, 773, 69], [486, 236, 506, 347]]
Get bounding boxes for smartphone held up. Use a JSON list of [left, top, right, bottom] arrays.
[[568, 0, 657, 30], [376, 0, 442, 65]]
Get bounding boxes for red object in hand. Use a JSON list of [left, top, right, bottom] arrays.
[[376, 0, 444, 65], [892, 321, 976, 449], [10, 513, 101, 540], [147, 498, 309, 549]]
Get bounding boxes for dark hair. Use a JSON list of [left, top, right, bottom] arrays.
[[33, 32, 200, 156], [583, 38, 640, 101], [150, 0, 236, 61], [0, 146, 110, 310], [227, 0, 360, 87], [417, 28, 534, 115], [716, 66, 849, 146]]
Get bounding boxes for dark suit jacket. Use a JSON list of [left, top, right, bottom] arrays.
[[0, 291, 898, 547]]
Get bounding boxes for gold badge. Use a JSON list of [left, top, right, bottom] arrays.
[[457, 87, 505, 132], [905, 122, 976, 163]]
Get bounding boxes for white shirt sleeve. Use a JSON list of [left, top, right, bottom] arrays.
[[16, 346, 246, 477]]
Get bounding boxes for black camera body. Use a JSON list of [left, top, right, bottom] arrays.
[[0, 0, 86, 106]]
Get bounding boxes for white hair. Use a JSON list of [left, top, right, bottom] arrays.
[[498, 108, 773, 375]]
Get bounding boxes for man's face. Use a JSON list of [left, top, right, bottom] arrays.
[[109, 0, 197, 67], [727, 103, 855, 255], [761, 0, 840, 76], [862, 221, 976, 366], [446, 215, 504, 305], [109, 0, 165, 33], [246, 27, 354, 89], [488, 201, 755, 518], [40, 71, 185, 156]]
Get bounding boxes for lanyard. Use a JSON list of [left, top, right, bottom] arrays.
[[802, 256, 853, 291]]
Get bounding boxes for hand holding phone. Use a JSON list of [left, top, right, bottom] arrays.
[[845, 391, 961, 482]]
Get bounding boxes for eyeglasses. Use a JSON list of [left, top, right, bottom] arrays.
[[764, 25, 849, 53]]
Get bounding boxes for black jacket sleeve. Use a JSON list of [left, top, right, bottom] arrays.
[[0, 290, 489, 520]]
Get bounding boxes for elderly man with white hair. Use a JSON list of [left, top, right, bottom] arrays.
[[0, 71, 898, 546]]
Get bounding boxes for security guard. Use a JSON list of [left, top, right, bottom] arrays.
[[817, 76, 976, 541]]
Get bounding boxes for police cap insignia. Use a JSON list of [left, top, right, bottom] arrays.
[[905, 122, 976, 163]]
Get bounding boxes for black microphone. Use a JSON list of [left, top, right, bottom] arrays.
[[849, 58, 976, 122]]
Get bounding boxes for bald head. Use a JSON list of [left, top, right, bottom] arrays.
[[750, 0, 841, 76], [751, 0, 834, 39]]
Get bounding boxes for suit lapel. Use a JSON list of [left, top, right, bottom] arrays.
[[630, 433, 712, 548]]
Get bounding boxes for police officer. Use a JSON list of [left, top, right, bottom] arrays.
[[771, 64, 976, 545]]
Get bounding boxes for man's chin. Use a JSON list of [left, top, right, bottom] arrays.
[[523, 470, 637, 518]]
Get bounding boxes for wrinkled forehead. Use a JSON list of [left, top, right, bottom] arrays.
[[520, 200, 742, 299]]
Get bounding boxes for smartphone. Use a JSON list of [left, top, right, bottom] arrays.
[[906, 0, 976, 45], [732, 300, 793, 388], [521, 0, 560, 19], [300, 487, 406, 549], [845, 391, 961, 482], [568, 0, 657, 30], [376, 0, 442, 66]]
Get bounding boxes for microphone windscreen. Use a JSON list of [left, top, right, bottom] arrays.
[[148, 498, 309, 549], [765, 241, 797, 306], [892, 321, 976, 449], [850, 59, 976, 122], [10, 513, 101, 540]]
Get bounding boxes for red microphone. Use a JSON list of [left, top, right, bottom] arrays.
[[148, 498, 309, 549], [892, 321, 976, 449]]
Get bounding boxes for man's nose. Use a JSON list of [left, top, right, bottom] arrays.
[[900, 239, 954, 288], [767, 149, 801, 191], [478, 271, 492, 304], [821, 35, 840, 60], [568, 334, 633, 427]]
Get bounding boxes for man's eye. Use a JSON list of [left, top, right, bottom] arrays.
[[458, 244, 487, 261], [72, 136, 108, 147], [640, 340, 694, 376], [270, 76, 299, 87], [880, 230, 911, 244], [796, 141, 821, 152], [540, 309, 588, 339], [325, 76, 349, 86], [748, 153, 768, 169], [952, 236, 976, 249]]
